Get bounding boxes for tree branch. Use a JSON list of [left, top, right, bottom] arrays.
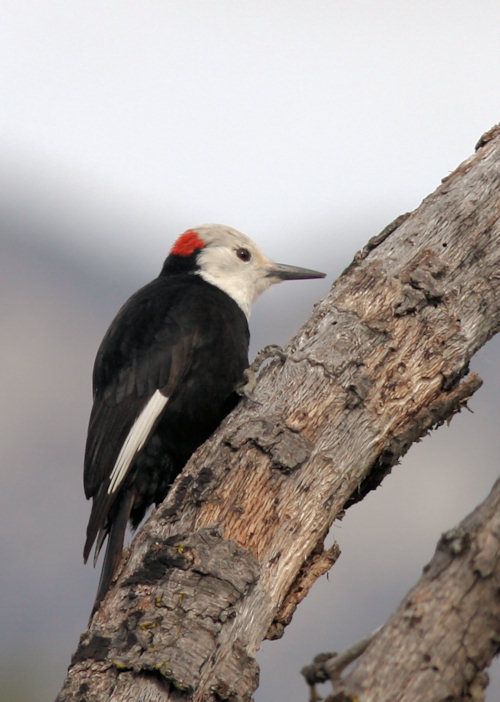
[[315, 475, 500, 702], [57, 125, 500, 701], [301, 627, 382, 701]]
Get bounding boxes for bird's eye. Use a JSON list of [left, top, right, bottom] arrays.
[[236, 247, 251, 262]]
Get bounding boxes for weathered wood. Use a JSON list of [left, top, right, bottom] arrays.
[[327, 476, 500, 702], [57, 125, 500, 701]]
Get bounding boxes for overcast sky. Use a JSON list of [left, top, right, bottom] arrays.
[[2, 1, 499, 267], [1, 2, 499, 700]]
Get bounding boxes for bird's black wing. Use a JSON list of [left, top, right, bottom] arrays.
[[83, 278, 197, 562]]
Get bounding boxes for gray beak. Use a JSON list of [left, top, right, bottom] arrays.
[[268, 262, 326, 281]]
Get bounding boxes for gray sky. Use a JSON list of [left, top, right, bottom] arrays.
[[2, 1, 499, 265], [1, 2, 499, 700]]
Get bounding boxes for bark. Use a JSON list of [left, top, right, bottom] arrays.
[[313, 475, 500, 702], [57, 124, 500, 702]]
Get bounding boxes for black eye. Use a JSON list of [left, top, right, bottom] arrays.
[[236, 247, 251, 262]]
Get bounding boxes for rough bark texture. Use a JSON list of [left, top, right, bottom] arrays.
[[58, 125, 500, 702], [328, 476, 500, 702]]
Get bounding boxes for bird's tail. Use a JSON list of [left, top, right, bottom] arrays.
[[90, 490, 134, 619]]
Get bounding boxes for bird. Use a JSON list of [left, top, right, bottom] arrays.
[[83, 223, 325, 613]]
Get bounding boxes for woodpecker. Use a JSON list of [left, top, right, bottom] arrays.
[[83, 224, 325, 612]]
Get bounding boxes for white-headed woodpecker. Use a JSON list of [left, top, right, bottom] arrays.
[[83, 224, 325, 612]]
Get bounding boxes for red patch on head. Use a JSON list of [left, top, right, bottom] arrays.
[[170, 230, 206, 257]]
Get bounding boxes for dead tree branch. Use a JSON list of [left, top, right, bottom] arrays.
[[58, 125, 500, 701], [309, 475, 500, 702]]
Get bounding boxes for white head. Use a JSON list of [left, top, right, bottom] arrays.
[[167, 224, 326, 317]]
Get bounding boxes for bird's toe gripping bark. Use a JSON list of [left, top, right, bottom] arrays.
[[236, 344, 287, 400]]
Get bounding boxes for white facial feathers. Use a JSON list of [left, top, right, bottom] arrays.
[[191, 225, 325, 317], [194, 225, 276, 318], [107, 390, 169, 495]]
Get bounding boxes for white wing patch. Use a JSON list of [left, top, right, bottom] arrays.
[[107, 389, 168, 495]]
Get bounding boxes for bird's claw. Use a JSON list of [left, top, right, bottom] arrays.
[[236, 368, 260, 402], [236, 345, 286, 401]]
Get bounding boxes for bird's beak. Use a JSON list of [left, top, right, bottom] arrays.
[[267, 262, 326, 281]]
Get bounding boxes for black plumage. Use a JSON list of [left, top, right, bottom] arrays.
[[83, 263, 249, 611]]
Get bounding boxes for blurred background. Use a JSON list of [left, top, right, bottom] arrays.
[[1, 2, 499, 700]]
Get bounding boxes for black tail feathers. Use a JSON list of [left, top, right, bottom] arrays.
[[89, 491, 134, 619]]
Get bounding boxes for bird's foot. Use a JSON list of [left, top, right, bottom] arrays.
[[236, 345, 287, 400]]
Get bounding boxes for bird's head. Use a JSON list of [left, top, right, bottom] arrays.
[[164, 224, 326, 317]]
